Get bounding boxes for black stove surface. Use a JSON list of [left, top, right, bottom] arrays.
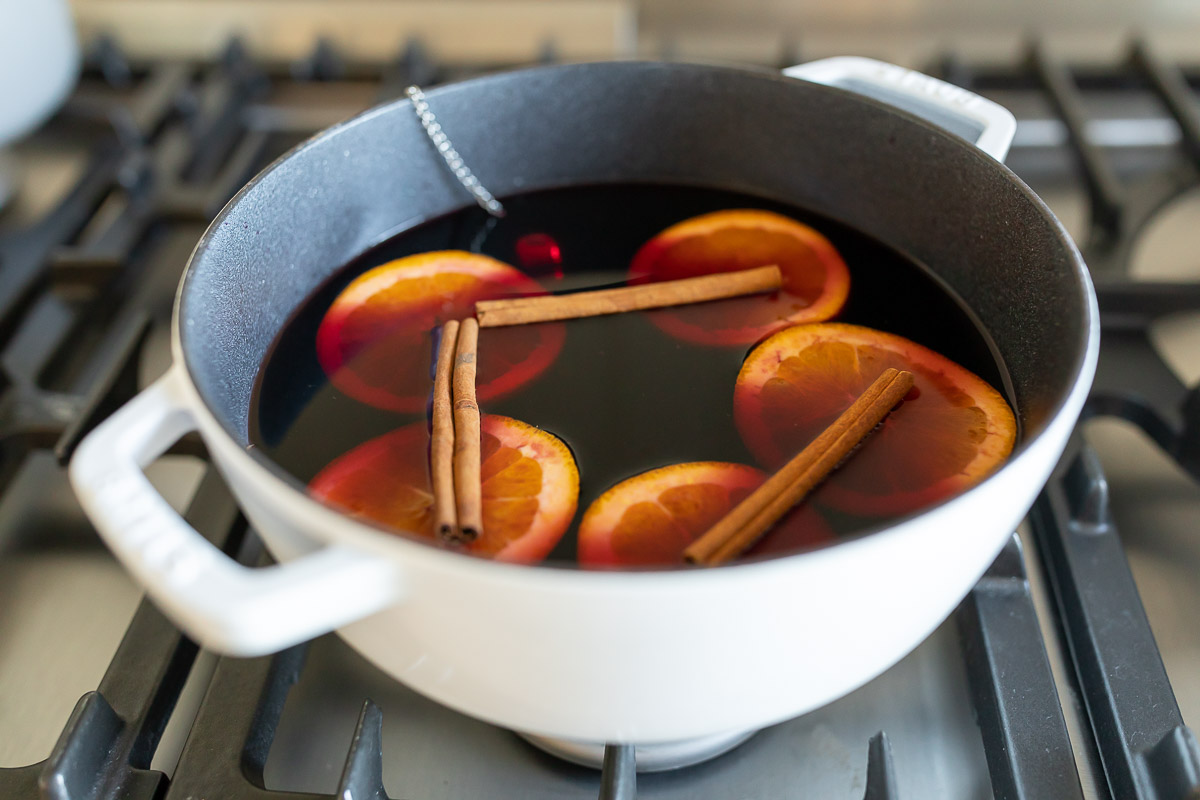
[[1, 37, 1199, 800]]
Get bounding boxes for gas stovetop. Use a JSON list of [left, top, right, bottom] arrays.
[[1, 37, 1199, 800]]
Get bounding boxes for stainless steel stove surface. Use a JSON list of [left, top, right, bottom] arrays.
[[1, 37, 1199, 800]]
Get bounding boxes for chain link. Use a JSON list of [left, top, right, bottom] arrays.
[[406, 86, 506, 218]]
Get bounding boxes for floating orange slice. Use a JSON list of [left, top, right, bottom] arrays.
[[734, 323, 1017, 516], [308, 415, 579, 563], [628, 210, 851, 346], [577, 462, 834, 567], [316, 251, 564, 413]]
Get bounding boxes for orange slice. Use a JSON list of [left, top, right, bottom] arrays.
[[628, 210, 850, 346], [316, 251, 564, 413], [308, 414, 579, 563], [577, 462, 834, 567], [734, 323, 1017, 516]]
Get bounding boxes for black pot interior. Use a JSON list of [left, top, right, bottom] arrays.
[[179, 60, 1089, 455]]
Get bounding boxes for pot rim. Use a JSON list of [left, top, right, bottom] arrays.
[[171, 59, 1101, 581]]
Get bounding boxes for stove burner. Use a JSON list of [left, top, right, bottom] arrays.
[[519, 729, 757, 772]]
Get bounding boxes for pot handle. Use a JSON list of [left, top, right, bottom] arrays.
[[69, 367, 404, 656], [783, 56, 1016, 162]]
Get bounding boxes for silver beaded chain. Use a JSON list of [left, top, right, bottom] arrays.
[[406, 85, 506, 218]]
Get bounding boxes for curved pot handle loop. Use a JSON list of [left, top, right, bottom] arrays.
[[69, 367, 403, 656], [784, 56, 1017, 163]]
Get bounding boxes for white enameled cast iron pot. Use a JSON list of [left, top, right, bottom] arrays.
[[70, 58, 1099, 751]]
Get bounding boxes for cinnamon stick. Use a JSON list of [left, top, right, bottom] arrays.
[[683, 368, 915, 567], [430, 320, 460, 542], [451, 317, 483, 543], [475, 265, 783, 328]]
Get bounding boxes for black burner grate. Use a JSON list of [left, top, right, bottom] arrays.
[[937, 39, 1200, 800], [1, 35, 1199, 800]]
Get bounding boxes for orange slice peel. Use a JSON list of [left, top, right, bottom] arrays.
[[316, 251, 564, 413], [309, 414, 579, 563], [628, 209, 851, 346], [733, 322, 1017, 516], [577, 461, 834, 567]]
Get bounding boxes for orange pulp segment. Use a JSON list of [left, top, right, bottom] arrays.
[[316, 251, 564, 413], [628, 209, 851, 346]]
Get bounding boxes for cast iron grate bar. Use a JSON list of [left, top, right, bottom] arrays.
[[932, 52, 974, 90], [0, 469, 245, 799], [182, 40, 269, 161], [62, 61, 190, 148], [936, 41, 1200, 795], [52, 312, 150, 462], [126, 64, 194, 143], [293, 38, 347, 82], [53, 50, 266, 270], [1089, 278, 1200, 479], [53, 112, 261, 271], [1020, 52, 1200, 790], [0, 207, 156, 492], [1095, 280, 1200, 320], [0, 40, 269, 488], [598, 745, 636, 800], [774, 40, 801, 70], [956, 535, 1085, 800], [164, 127, 273, 220], [378, 38, 439, 102], [538, 39, 560, 65], [0, 383, 84, 491], [1028, 41, 1127, 243], [861, 732, 900, 800], [1029, 38, 1200, 277], [1131, 40, 1200, 171], [0, 146, 125, 348], [165, 645, 320, 800], [336, 702, 389, 800], [1029, 436, 1200, 800], [164, 637, 392, 800], [49, 156, 160, 271], [88, 35, 134, 89]]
